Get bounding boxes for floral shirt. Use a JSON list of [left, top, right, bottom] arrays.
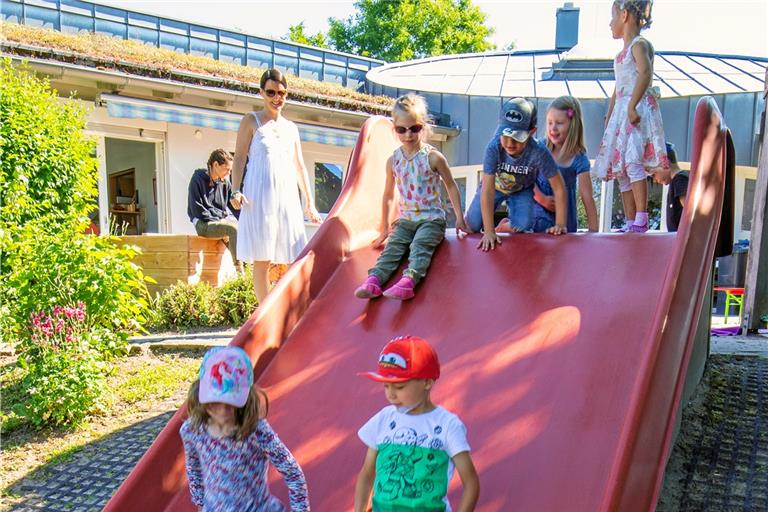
[[180, 418, 309, 512], [393, 144, 446, 222]]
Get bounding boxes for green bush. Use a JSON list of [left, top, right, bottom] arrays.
[[0, 58, 96, 236], [14, 304, 107, 428], [2, 222, 150, 358], [0, 59, 151, 428], [217, 273, 258, 325], [151, 281, 223, 329]]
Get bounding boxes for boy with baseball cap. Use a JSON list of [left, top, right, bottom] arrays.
[[465, 97, 568, 251], [354, 336, 479, 512]]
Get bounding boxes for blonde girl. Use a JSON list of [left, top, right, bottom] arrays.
[[592, 0, 669, 233], [180, 346, 309, 511], [354, 94, 468, 300], [532, 96, 599, 232]]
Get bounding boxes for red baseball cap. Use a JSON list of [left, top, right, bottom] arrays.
[[359, 335, 440, 383]]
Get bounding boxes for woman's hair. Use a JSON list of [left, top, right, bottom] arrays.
[[614, 0, 653, 29], [546, 96, 586, 158], [392, 93, 433, 139], [186, 379, 269, 440], [260, 68, 288, 90], [207, 148, 232, 170]]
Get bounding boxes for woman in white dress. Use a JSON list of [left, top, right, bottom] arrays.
[[231, 69, 322, 303]]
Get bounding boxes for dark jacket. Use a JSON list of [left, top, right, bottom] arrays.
[[187, 168, 233, 223]]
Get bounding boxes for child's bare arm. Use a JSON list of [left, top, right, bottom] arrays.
[[431, 151, 468, 234], [354, 448, 378, 512], [547, 173, 568, 235], [453, 451, 480, 512], [478, 173, 501, 251], [578, 172, 599, 231], [533, 184, 555, 212], [628, 40, 653, 125], [373, 157, 396, 247], [231, 115, 255, 200]]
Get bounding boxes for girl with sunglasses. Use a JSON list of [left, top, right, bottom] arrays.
[[355, 94, 468, 300], [232, 69, 322, 303]]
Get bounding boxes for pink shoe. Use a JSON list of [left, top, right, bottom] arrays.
[[383, 277, 415, 300], [629, 222, 649, 233], [355, 275, 382, 299]]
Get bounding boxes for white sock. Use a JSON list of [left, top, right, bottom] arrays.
[[635, 212, 649, 226]]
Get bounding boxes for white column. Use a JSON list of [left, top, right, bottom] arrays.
[[599, 180, 614, 232]]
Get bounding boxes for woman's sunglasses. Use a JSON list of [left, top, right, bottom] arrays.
[[394, 124, 424, 134], [263, 89, 287, 98]]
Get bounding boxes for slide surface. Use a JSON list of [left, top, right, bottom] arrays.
[[105, 97, 731, 512]]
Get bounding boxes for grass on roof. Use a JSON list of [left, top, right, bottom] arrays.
[[0, 22, 395, 115]]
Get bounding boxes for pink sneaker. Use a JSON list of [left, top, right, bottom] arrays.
[[383, 276, 415, 300], [355, 275, 382, 299], [629, 222, 649, 233]]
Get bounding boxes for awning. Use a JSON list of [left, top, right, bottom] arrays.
[[100, 94, 359, 147]]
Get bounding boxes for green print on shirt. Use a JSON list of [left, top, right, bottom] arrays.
[[372, 443, 449, 512]]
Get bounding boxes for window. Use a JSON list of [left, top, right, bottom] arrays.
[[742, 178, 756, 231], [314, 163, 344, 214]]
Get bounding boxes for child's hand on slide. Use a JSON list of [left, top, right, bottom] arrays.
[[546, 224, 567, 235], [372, 231, 389, 248], [454, 218, 469, 238]]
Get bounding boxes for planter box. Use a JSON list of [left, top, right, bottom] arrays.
[[117, 235, 236, 296]]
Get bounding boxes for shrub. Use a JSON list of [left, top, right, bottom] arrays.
[[0, 58, 96, 236], [217, 273, 258, 326], [14, 304, 107, 428], [152, 281, 223, 329], [2, 222, 150, 358]]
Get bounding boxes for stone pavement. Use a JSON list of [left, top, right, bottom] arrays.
[[4, 335, 768, 511]]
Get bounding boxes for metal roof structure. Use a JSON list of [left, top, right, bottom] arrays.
[[367, 48, 768, 99]]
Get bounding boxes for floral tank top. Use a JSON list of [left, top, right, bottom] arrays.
[[393, 144, 445, 222]]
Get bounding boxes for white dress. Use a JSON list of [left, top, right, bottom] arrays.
[[237, 113, 307, 264]]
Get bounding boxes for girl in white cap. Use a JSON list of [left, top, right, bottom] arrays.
[[180, 346, 309, 511]]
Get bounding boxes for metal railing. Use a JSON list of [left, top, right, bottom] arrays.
[[1, 0, 385, 92]]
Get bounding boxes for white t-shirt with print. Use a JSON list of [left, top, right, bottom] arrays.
[[358, 405, 471, 512]]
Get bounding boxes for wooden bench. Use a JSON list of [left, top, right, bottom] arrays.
[[118, 235, 236, 297]]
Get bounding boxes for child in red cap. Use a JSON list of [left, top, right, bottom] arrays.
[[354, 336, 479, 512]]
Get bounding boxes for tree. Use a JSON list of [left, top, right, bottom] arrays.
[[285, 22, 329, 49], [327, 0, 495, 62]]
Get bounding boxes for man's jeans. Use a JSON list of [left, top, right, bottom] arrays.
[[195, 217, 239, 265], [369, 218, 446, 285], [465, 185, 534, 233]]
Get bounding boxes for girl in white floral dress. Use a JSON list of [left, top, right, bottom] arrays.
[[593, 0, 669, 233]]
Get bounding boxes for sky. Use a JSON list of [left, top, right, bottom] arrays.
[[98, 0, 768, 58]]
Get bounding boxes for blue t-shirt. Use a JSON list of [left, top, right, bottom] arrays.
[[536, 151, 591, 232], [483, 136, 558, 195]]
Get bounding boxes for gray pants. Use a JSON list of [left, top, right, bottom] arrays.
[[369, 218, 446, 285], [195, 218, 238, 265]]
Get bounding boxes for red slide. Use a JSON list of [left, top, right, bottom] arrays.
[[106, 97, 731, 512]]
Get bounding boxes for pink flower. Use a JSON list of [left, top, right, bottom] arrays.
[[611, 149, 621, 165]]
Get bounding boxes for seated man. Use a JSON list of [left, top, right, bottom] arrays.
[[653, 142, 689, 232], [187, 148, 241, 269]]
